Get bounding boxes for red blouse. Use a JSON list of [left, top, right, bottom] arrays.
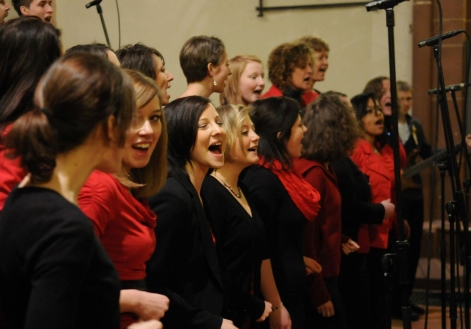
[[78, 171, 157, 281]]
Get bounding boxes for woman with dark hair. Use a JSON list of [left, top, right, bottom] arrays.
[[262, 42, 315, 107], [179, 36, 231, 98], [0, 16, 61, 212], [242, 97, 321, 329], [202, 104, 272, 328], [363, 76, 391, 116], [349, 92, 402, 329], [116, 43, 174, 105], [146, 96, 237, 329], [220, 55, 265, 106], [79, 70, 169, 329], [66, 42, 121, 67], [293, 93, 360, 329], [0, 52, 135, 329]]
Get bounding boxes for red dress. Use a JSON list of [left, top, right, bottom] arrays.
[[78, 170, 157, 328], [261, 85, 318, 106]]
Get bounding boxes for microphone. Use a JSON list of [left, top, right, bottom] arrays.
[[418, 30, 464, 48], [428, 83, 471, 95], [85, 0, 102, 8], [366, 0, 409, 11]]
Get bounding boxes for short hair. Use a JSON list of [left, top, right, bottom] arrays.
[[267, 41, 313, 90], [116, 43, 165, 81], [302, 93, 360, 163], [0, 17, 61, 131], [363, 76, 389, 104], [5, 53, 135, 184], [249, 97, 301, 170], [124, 69, 167, 198], [298, 35, 330, 52], [351, 92, 387, 149], [220, 55, 263, 105], [397, 80, 412, 93], [12, 0, 32, 16], [164, 96, 213, 177], [179, 35, 226, 83], [216, 104, 251, 160], [66, 43, 111, 58]]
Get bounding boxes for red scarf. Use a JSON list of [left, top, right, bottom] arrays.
[[260, 159, 321, 221]]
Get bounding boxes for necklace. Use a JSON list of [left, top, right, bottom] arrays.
[[212, 172, 242, 198]]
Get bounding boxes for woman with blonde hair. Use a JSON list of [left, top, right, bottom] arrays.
[[79, 70, 169, 328], [202, 104, 272, 328], [220, 55, 265, 106]]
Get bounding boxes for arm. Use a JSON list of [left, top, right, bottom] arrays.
[[120, 290, 169, 321], [261, 259, 291, 329]]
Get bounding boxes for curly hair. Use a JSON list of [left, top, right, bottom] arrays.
[[220, 55, 263, 105], [267, 42, 314, 90], [302, 93, 360, 163], [297, 35, 330, 52], [363, 76, 389, 104]]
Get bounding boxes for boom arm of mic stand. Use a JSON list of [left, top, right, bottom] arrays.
[[85, 1, 111, 49]]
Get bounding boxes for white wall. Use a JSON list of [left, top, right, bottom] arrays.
[[56, 0, 413, 104]]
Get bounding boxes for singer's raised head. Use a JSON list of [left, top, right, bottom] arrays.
[[12, 0, 53, 22]]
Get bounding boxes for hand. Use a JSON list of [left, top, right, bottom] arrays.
[[125, 290, 169, 321], [128, 320, 162, 329], [380, 199, 395, 219], [316, 300, 335, 317], [256, 300, 273, 322], [342, 239, 360, 255], [221, 318, 238, 329], [269, 304, 291, 329], [303, 256, 322, 275]]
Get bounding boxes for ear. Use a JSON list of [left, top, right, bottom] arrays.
[[19, 5, 29, 15], [276, 131, 281, 139], [207, 62, 214, 78], [106, 115, 118, 143]]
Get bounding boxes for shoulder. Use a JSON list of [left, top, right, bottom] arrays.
[[261, 85, 283, 99], [293, 158, 323, 175]]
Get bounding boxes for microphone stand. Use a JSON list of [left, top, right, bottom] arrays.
[[366, 2, 412, 329], [85, 0, 111, 49], [431, 40, 469, 329]]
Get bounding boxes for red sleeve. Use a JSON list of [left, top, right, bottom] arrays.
[[302, 167, 331, 308], [0, 152, 25, 212], [78, 171, 117, 237]]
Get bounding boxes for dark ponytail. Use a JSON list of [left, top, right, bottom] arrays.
[[5, 53, 135, 184]]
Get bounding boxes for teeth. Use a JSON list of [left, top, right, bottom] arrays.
[[135, 144, 150, 149]]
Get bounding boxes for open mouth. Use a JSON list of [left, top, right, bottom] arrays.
[[248, 145, 258, 152], [253, 89, 262, 96], [385, 102, 391, 107], [132, 143, 150, 151], [45, 16, 52, 22], [208, 142, 222, 154], [303, 77, 311, 82], [319, 67, 327, 73], [375, 119, 384, 126]]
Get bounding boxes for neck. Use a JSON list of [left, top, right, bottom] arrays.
[[185, 161, 208, 195], [36, 144, 102, 205], [213, 162, 243, 188], [363, 134, 376, 148], [398, 112, 407, 123], [180, 79, 213, 98]]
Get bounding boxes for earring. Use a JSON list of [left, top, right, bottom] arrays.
[[213, 80, 217, 86]]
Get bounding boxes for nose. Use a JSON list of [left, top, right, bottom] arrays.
[[306, 65, 313, 74], [258, 77, 265, 87], [250, 130, 260, 142], [302, 125, 307, 133], [5, 3, 10, 10], [138, 120, 153, 135], [166, 70, 174, 82]]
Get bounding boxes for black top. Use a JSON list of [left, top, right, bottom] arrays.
[[147, 172, 224, 329], [0, 186, 120, 329], [331, 157, 385, 241], [202, 176, 266, 324], [242, 165, 307, 329]]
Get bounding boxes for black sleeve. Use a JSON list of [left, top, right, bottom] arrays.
[[412, 119, 432, 159], [332, 158, 384, 228]]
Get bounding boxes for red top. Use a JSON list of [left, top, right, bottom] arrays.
[[350, 139, 402, 251], [293, 158, 343, 308], [78, 171, 157, 281], [302, 90, 319, 106], [0, 124, 26, 213], [261, 85, 318, 106]]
